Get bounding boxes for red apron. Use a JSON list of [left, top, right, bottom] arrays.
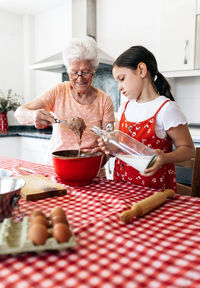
[[114, 100, 177, 192]]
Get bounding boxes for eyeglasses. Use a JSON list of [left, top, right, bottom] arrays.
[[68, 71, 94, 80]]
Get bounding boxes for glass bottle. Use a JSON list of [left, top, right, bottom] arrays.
[[91, 126, 157, 174]]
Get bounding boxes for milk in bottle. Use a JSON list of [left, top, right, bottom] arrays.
[[90, 127, 157, 174]]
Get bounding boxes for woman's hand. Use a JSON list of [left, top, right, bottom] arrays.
[[81, 147, 102, 154], [97, 137, 111, 155], [33, 109, 55, 129], [142, 149, 165, 177], [82, 146, 109, 167]]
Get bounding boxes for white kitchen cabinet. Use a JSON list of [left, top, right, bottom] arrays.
[[197, 0, 200, 13], [19, 137, 50, 164], [96, 0, 160, 59], [97, 0, 198, 76], [0, 137, 50, 164], [0, 137, 21, 159], [158, 0, 196, 72]]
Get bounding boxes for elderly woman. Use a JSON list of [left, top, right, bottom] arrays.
[[15, 36, 115, 171]]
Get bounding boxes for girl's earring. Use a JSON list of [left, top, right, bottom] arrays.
[[141, 75, 144, 79]]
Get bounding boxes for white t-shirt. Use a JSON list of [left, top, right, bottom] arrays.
[[116, 96, 187, 139]]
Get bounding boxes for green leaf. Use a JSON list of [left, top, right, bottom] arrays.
[[0, 90, 23, 112]]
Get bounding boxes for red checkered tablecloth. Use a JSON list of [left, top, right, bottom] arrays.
[[0, 156, 200, 288]]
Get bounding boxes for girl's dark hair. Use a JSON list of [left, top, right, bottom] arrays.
[[113, 46, 175, 101]]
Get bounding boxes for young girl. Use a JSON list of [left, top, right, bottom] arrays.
[[99, 46, 195, 191]]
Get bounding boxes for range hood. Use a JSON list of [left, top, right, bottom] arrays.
[[30, 48, 114, 73], [30, 0, 114, 73]]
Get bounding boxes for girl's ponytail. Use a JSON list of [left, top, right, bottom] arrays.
[[154, 72, 175, 101]]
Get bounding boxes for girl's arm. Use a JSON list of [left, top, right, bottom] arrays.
[[144, 124, 195, 176], [163, 123, 195, 162]]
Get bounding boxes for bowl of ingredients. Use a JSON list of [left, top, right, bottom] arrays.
[[52, 150, 103, 186], [0, 177, 25, 222]]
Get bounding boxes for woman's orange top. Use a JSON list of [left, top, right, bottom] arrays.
[[39, 81, 115, 163]]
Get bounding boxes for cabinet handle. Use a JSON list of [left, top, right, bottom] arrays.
[[184, 40, 189, 64]]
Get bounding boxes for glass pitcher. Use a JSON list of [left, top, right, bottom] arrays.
[[91, 126, 157, 173]]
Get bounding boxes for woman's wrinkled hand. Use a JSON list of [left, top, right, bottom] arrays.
[[142, 149, 165, 177], [33, 109, 55, 129], [81, 146, 109, 167], [81, 147, 102, 154], [97, 137, 111, 155]]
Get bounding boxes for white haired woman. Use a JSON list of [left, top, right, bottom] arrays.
[[15, 36, 115, 174]]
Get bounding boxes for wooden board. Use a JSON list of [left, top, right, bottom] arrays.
[[16, 175, 67, 201]]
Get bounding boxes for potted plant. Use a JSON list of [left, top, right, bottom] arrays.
[[0, 89, 23, 133]]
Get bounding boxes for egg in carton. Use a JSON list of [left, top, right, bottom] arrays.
[[0, 212, 76, 255]]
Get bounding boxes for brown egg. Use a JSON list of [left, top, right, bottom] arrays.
[[52, 223, 72, 243], [28, 223, 49, 245], [29, 210, 46, 222], [50, 206, 65, 220], [51, 214, 69, 227], [30, 215, 49, 228]]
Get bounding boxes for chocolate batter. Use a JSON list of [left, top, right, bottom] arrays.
[[66, 117, 86, 146]]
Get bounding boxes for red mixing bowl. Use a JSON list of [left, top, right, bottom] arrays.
[[52, 150, 103, 187]]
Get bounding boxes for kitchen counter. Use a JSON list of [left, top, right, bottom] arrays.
[[2, 124, 199, 143], [0, 125, 52, 140], [0, 126, 52, 164], [175, 124, 200, 186], [189, 123, 200, 147]]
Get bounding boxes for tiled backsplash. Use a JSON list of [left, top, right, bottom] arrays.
[[62, 67, 120, 112], [92, 68, 120, 112]]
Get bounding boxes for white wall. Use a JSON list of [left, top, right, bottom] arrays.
[[173, 77, 200, 124], [34, 3, 71, 97], [167, 76, 200, 125], [22, 14, 35, 104], [0, 1, 71, 125], [0, 11, 23, 93], [0, 10, 23, 125]]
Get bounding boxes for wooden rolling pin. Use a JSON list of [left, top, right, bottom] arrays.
[[120, 189, 175, 223]]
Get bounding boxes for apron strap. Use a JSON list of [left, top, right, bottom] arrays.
[[154, 99, 171, 118]]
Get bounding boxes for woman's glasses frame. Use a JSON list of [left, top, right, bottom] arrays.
[[68, 71, 94, 80]]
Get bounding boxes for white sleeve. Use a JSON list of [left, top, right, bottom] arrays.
[[157, 101, 188, 131]]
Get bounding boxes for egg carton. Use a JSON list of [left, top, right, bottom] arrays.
[[0, 217, 77, 255]]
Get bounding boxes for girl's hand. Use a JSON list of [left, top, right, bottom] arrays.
[[142, 149, 165, 176], [33, 109, 55, 129]]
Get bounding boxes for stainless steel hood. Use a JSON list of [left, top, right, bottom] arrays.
[[30, 0, 114, 73], [30, 48, 114, 73]]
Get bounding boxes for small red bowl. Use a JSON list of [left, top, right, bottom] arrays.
[[52, 150, 103, 187]]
